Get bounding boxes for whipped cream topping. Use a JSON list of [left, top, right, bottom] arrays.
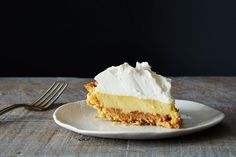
[[94, 62, 174, 104]]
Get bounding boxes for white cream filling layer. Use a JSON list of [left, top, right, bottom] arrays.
[[95, 62, 174, 104]]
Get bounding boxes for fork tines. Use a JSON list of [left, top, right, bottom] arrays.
[[31, 81, 68, 109]]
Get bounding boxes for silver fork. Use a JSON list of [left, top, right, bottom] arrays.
[[0, 81, 68, 116]]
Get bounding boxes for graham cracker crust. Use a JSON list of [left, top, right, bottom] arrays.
[[85, 82, 182, 128]]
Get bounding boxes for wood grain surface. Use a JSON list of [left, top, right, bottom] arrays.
[[0, 77, 235, 157]]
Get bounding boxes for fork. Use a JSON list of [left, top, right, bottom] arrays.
[[0, 81, 68, 116]]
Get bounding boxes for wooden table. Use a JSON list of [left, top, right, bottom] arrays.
[[0, 77, 235, 157]]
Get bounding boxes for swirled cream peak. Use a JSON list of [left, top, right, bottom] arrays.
[[94, 62, 174, 104]]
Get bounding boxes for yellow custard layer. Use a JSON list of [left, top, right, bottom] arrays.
[[96, 91, 180, 119]]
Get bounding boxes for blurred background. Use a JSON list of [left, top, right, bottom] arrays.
[[2, 0, 236, 77]]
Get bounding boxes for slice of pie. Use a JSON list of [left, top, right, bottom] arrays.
[[85, 62, 182, 128]]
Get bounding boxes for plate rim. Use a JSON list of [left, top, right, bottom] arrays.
[[53, 99, 225, 136]]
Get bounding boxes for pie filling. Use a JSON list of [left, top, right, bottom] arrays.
[[85, 82, 182, 128]]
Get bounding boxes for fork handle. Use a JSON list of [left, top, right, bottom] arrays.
[[0, 104, 33, 116]]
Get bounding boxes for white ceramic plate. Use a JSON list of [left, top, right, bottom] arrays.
[[53, 100, 224, 139]]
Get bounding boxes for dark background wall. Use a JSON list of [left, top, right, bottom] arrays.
[[2, 0, 236, 77]]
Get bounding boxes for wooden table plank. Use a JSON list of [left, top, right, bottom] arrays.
[[0, 77, 235, 157]]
